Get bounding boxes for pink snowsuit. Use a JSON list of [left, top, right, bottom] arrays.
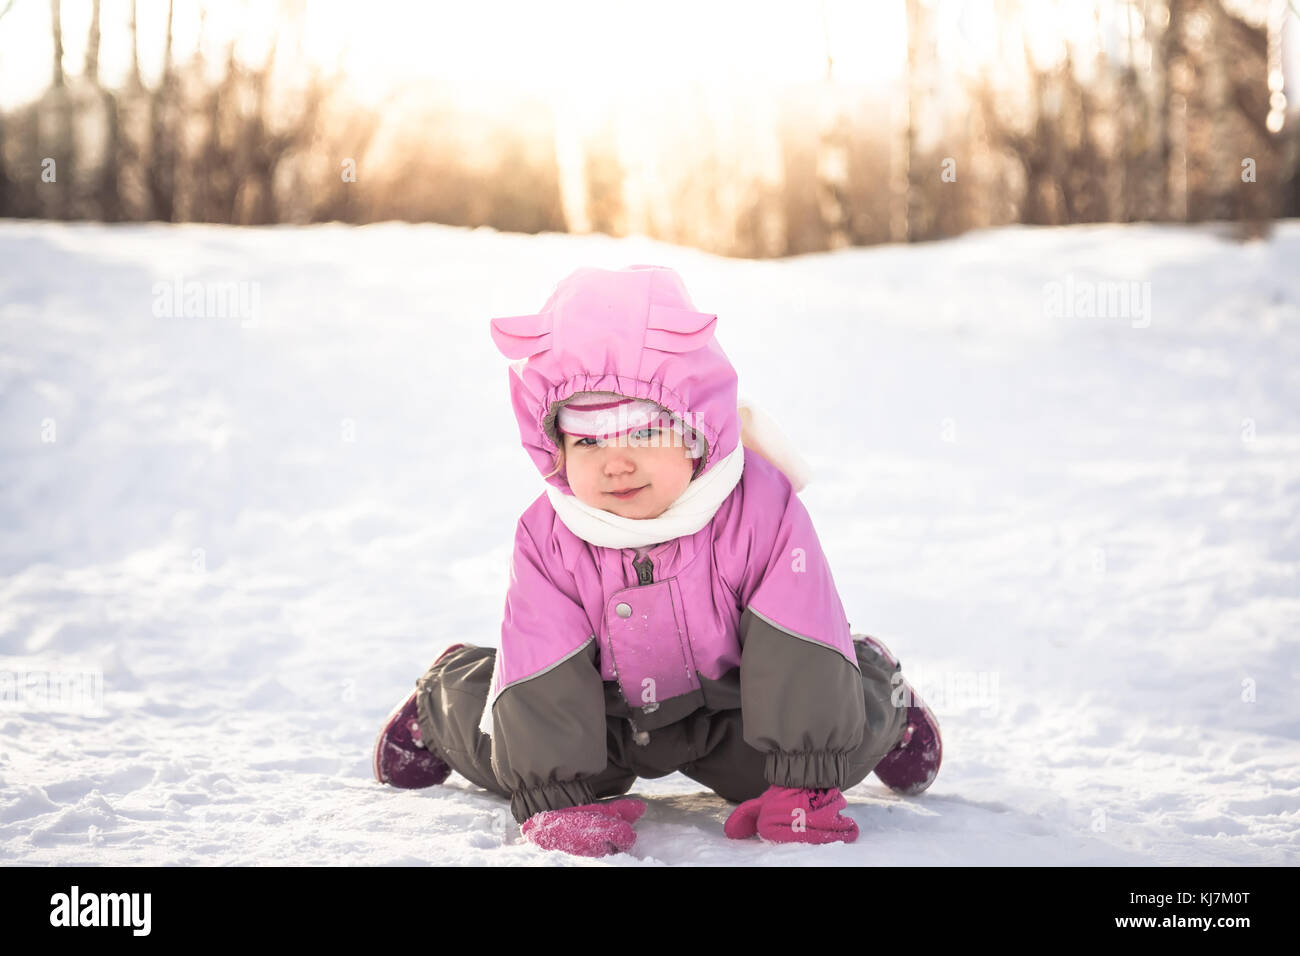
[[415, 265, 907, 823]]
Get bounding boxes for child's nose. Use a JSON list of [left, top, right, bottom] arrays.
[[600, 444, 636, 468]]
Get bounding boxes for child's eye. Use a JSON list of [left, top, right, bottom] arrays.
[[575, 428, 656, 448]]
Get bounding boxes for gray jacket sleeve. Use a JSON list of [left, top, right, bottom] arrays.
[[488, 516, 611, 824], [727, 468, 868, 789], [737, 606, 867, 789], [489, 639, 609, 824]]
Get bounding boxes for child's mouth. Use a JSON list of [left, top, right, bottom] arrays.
[[607, 486, 646, 499]]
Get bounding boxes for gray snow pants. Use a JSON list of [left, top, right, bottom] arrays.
[[412, 637, 908, 812]]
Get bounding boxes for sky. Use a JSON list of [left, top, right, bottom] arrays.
[[6, 0, 1296, 113], [0, 0, 907, 111]]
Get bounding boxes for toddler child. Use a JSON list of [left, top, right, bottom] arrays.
[[374, 264, 941, 856]]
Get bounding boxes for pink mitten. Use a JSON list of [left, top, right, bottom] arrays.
[[724, 785, 859, 844], [520, 798, 647, 857]]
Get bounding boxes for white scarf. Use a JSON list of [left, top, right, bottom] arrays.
[[544, 396, 811, 550]]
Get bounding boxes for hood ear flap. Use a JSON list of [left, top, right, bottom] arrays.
[[644, 304, 718, 353], [489, 312, 553, 359]]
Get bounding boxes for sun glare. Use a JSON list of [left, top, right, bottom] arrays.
[[1, 0, 914, 112]]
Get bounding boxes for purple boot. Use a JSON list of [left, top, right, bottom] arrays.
[[854, 635, 943, 796], [373, 643, 467, 788]]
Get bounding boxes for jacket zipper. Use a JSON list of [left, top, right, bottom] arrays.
[[633, 554, 654, 585], [624, 551, 656, 745]]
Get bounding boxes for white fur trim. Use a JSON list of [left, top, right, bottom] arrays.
[[736, 394, 812, 493]]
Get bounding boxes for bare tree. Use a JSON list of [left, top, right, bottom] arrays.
[[80, 0, 124, 220], [147, 0, 178, 220], [0, 0, 15, 214], [897, 0, 923, 241], [41, 0, 76, 218]]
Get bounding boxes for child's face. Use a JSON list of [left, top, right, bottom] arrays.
[[559, 426, 697, 518]]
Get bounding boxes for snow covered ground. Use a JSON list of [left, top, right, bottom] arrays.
[[1, 217, 1297, 866]]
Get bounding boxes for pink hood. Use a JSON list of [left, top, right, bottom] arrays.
[[489, 264, 740, 496]]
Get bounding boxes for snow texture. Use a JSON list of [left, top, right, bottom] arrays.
[[1, 218, 1298, 865]]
